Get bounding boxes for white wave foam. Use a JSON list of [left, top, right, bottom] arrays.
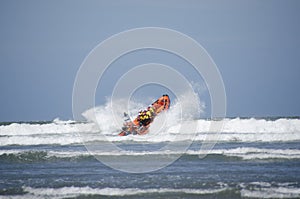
[[0, 97, 300, 146], [1, 90, 300, 146], [0, 122, 97, 136], [241, 186, 300, 198], [53, 118, 76, 124], [2, 184, 299, 199], [1, 118, 299, 146], [212, 147, 300, 160], [218, 118, 300, 134], [17, 186, 226, 198], [80, 96, 300, 143], [1, 147, 300, 160]]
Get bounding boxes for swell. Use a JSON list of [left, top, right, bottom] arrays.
[[1, 185, 300, 199], [1, 147, 300, 163]]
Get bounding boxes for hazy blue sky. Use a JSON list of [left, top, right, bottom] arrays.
[[0, 0, 299, 121]]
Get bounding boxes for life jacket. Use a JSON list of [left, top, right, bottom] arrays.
[[132, 95, 170, 127], [146, 111, 151, 117]]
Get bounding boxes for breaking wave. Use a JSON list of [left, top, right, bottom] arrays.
[[1, 183, 300, 199], [0, 117, 299, 146], [0, 186, 228, 199], [1, 147, 300, 163], [0, 95, 299, 146]]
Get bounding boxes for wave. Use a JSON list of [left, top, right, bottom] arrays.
[[0, 119, 299, 146], [1, 184, 300, 199], [0, 121, 97, 136], [212, 117, 300, 134], [1, 93, 299, 146], [2, 118, 299, 135], [1, 147, 300, 163], [0, 117, 300, 146], [241, 183, 300, 198], [0, 186, 228, 199]]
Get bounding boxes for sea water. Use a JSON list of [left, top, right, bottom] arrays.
[[0, 116, 300, 198]]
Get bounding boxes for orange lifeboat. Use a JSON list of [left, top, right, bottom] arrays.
[[119, 94, 170, 136]]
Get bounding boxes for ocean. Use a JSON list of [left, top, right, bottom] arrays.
[[0, 116, 300, 199]]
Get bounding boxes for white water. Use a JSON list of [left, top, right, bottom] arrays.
[[1, 184, 299, 199], [0, 186, 228, 199], [0, 118, 299, 146], [0, 94, 300, 145], [1, 147, 300, 160], [241, 186, 300, 198]]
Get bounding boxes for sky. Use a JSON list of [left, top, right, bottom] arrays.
[[0, 0, 299, 121]]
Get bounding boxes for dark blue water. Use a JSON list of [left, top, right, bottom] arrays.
[[1, 141, 300, 198]]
